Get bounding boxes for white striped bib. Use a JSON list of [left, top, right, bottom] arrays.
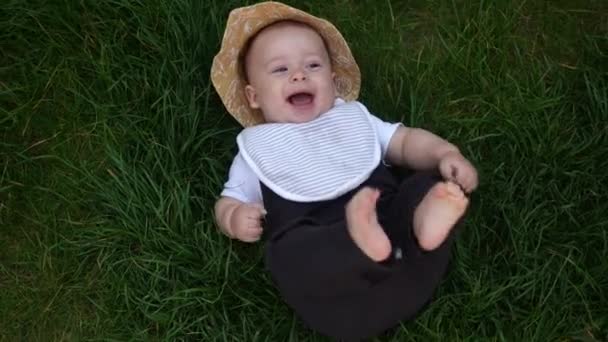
[[236, 100, 381, 202]]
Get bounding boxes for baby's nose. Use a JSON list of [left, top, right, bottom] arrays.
[[290, 70, 307, 82]]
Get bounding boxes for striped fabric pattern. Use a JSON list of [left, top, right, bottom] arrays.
[[236, 101, 380, 202]]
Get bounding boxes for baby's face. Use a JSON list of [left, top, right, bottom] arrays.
[[244, 22, 336, 124]]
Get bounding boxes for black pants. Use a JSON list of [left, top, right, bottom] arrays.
[[262, 164, 462, 341]]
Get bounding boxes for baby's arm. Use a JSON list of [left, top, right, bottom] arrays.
[[385, 126, 478, 193], [216, 152, 266, 242], [214, 196, 266, 242], [385, 127, 459, 169]]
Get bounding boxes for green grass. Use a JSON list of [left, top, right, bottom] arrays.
[[1, 0, 607, 340]]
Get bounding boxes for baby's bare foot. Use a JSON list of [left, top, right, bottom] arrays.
[[345, 187, 392, 262], [413, 181, 468, 251]]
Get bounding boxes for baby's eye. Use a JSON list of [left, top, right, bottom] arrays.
[[272, 66, 288, 73], [309, 62, 321, 69]]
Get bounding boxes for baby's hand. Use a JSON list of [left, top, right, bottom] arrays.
[[438, 151, 478, 194], [229, 203, 266, 242]]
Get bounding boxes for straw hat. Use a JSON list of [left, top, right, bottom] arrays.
[[211, 1, 361, 127]]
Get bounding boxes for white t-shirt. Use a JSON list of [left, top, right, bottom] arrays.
[[221, 100, 402, 203]]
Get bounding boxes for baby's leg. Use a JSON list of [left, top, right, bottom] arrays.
[[413, 181, 468, 251], [345, 187, 392, 262]]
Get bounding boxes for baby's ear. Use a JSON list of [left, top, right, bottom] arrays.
[[245, 85, 260, 109]]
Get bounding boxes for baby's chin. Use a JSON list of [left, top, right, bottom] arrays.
[[297, 101, 336, 121], [262, 98, 336, 124], [288, 105, 332, 123], [262, 108, 320, 124], [265, 112, 319, 124]]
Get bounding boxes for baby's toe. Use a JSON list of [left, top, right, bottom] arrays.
[[445, 181, 465, 198]]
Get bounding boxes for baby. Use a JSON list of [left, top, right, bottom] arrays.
[[211, 2, 478, 340]]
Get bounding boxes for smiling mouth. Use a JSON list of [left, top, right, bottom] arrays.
[[287, 92, 314, 106]]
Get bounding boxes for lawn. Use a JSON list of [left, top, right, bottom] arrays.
[[1, 0, 607, 340]]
